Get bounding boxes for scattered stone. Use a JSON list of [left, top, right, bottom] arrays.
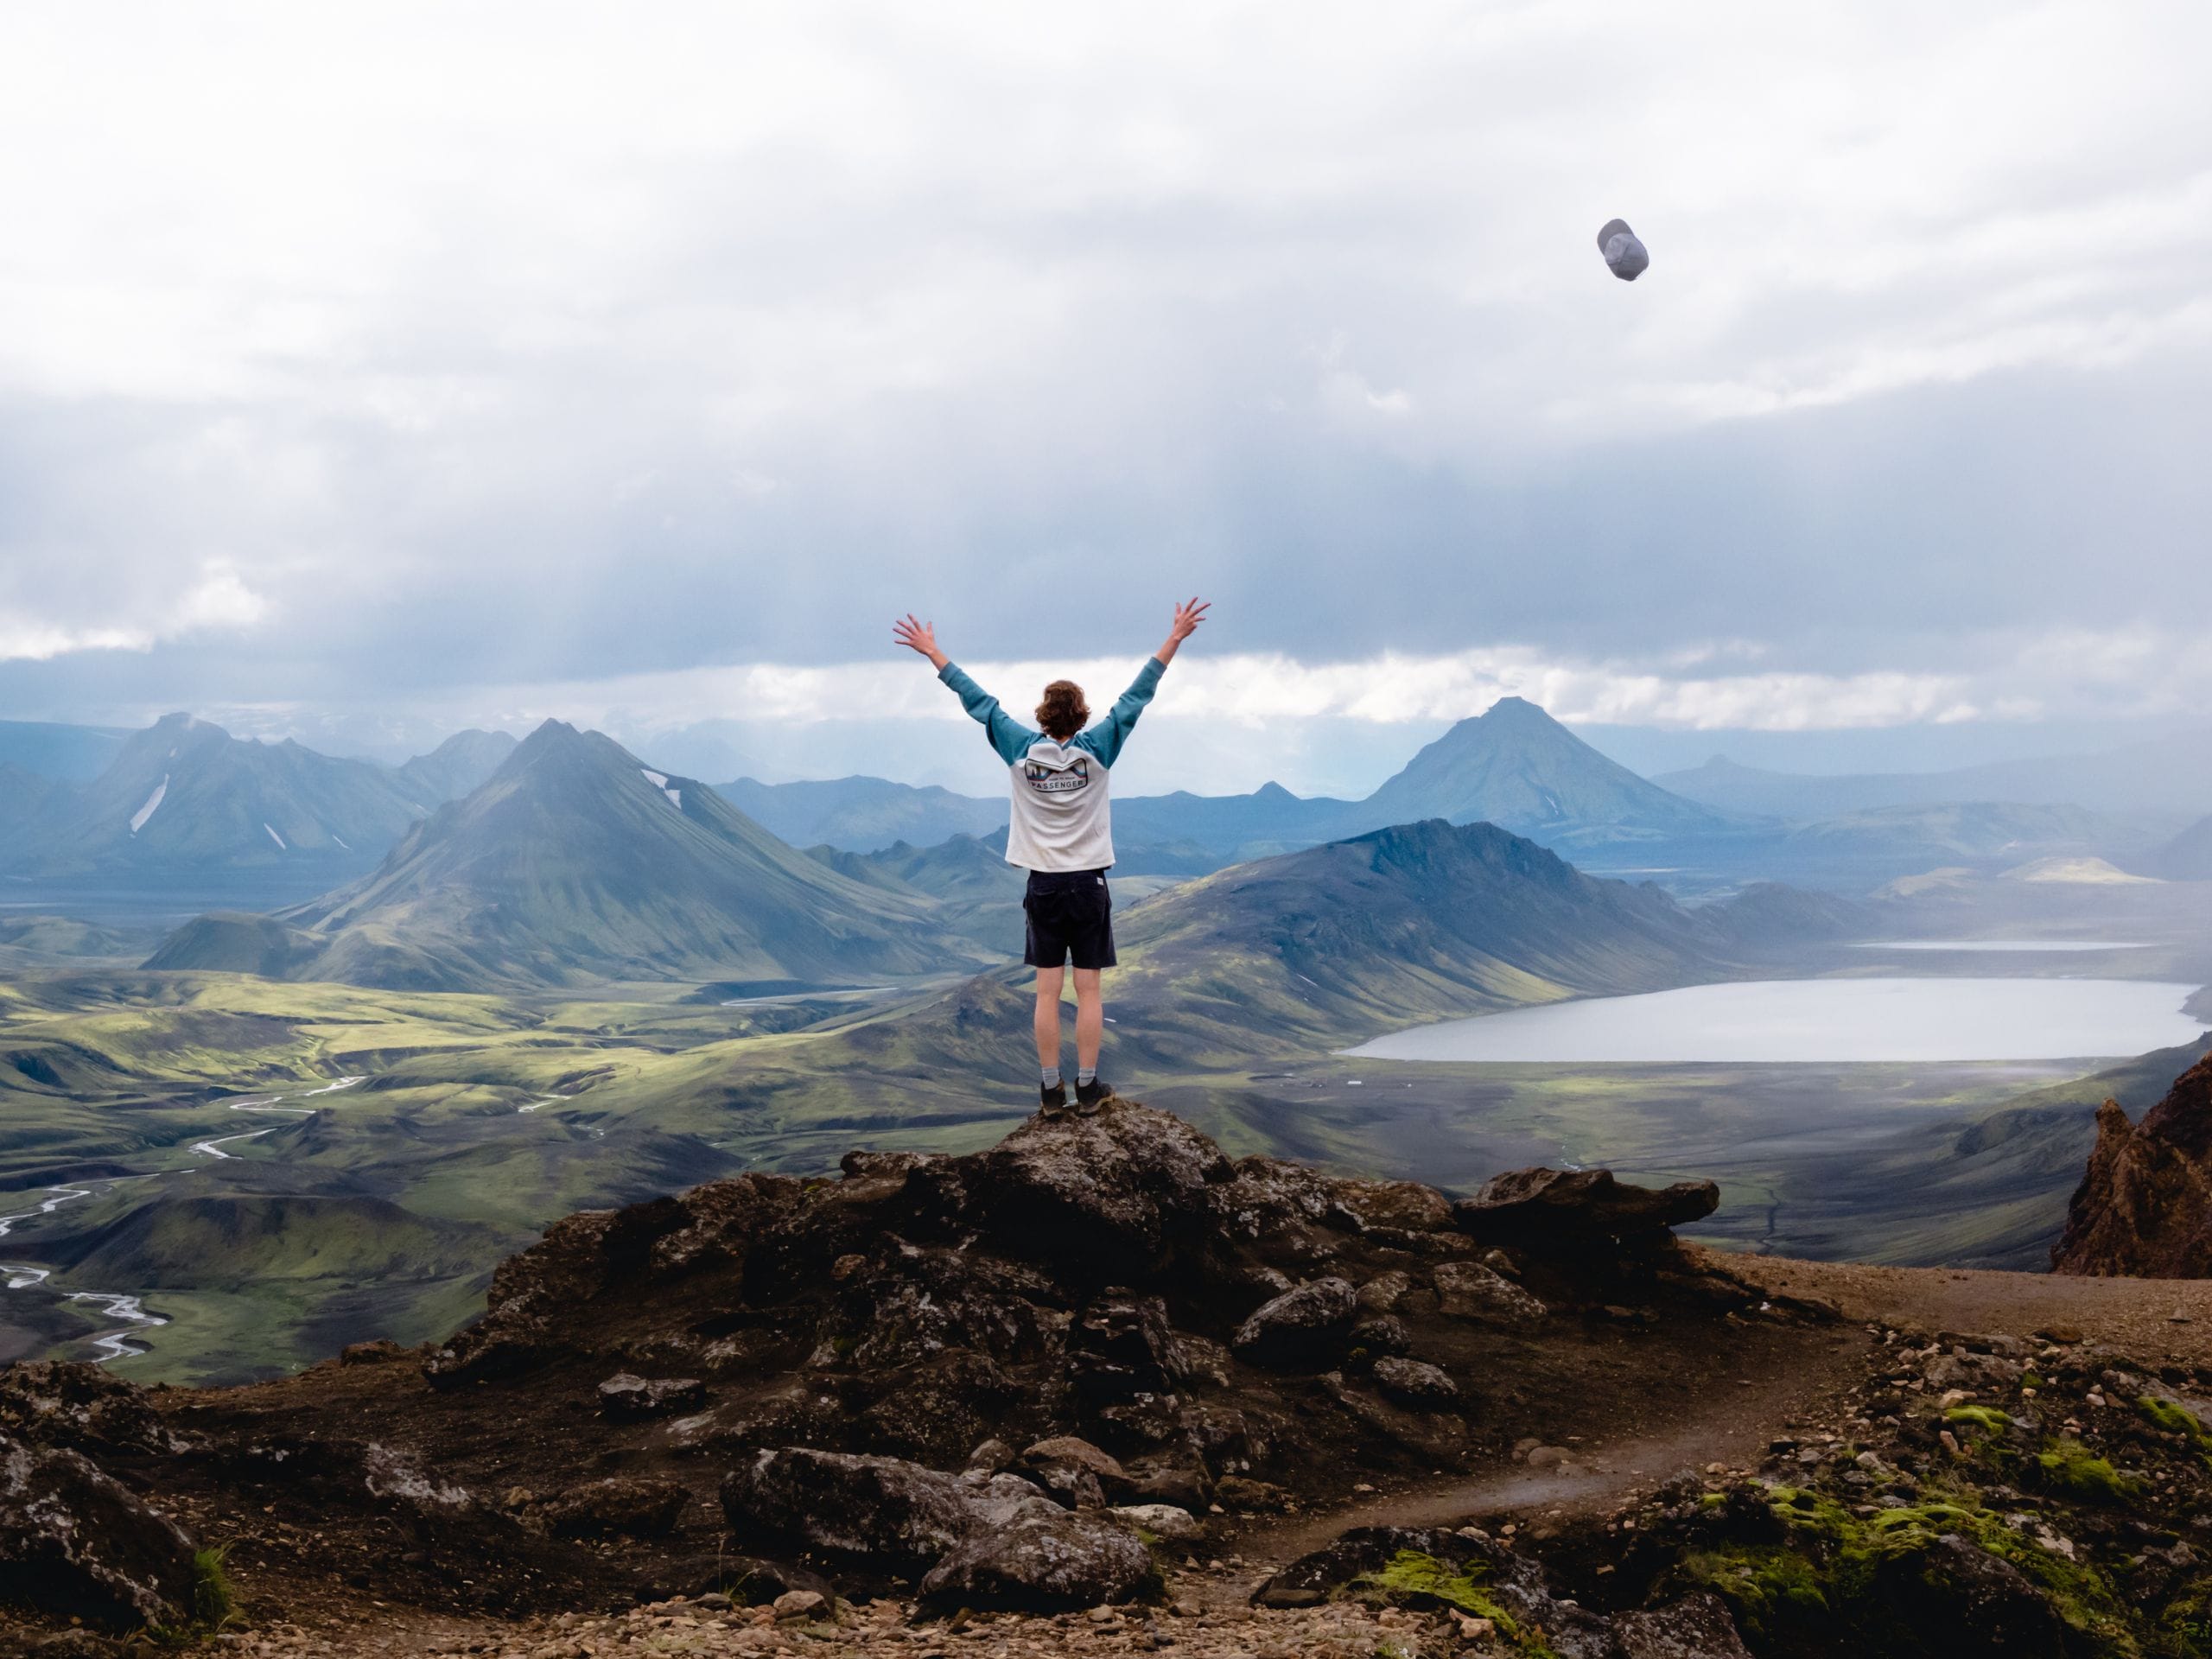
[[771, 1589, 827, 1620], [1111, 1503, 1205, 1542], [596, 1372, 707, 1420], [1370, 1357, 1459, 1406]]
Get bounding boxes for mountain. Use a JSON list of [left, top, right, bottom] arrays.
[[3, 713, 434, 877], [0, 761, 57, 841], [2153, 812, 2212, 880], [1352, 697, 1737, 845], [149, 720, 969, 991], [737, 699, 1739, 869], [0, 717, 131, 781], [715, 774, 1007, 853], [1772, 801, 2133, 864], [392, 728, 518, 804], [1112, 780, 1348, 860], [1656, 728, 2212, 822], [0, 719, 543, 880], [2051, 1047, 2212, 1276], [1087, 817, 1854, 1058], [809, 831, 1028, 953]]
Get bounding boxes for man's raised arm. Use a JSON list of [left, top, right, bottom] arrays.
[[1080, 597, 1210, 768], [893, 613, 1036, 766]]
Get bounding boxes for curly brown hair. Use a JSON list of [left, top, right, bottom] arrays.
[[1035, 680, 1090, 741]]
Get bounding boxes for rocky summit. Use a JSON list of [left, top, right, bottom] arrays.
[[2053, 1049, 2212, 1277], [10, 1094, 2212, 1657]]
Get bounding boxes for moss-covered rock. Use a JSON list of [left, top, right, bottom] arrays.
[[1676, 1481, 2138, 1657]]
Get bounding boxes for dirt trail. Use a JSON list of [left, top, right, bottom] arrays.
[[1209, 1255, 2212, 1601], [1211, 1313, 1866, 1605]]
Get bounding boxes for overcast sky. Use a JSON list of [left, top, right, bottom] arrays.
[[2, 2, 2207, 794]]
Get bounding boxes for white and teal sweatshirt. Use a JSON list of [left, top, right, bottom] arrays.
[[938, 657, 1165, 872]]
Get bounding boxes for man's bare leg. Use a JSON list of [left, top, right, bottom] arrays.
[[1073, 968, 1103, 1077], [1034, 967, 1065, 1071]]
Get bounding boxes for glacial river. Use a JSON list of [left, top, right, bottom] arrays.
[[0, 1076, 364, 1363], [1344, 977, 2211, 1065]]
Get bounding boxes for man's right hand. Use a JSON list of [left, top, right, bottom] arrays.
[[893, 614, 950, 670]]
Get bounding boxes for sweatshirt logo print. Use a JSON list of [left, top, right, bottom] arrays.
[[1023, 757, 1090, 796]]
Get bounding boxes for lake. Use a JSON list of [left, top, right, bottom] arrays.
[[1343, 977, 2210, 1065]]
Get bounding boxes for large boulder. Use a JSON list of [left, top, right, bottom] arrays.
[[721, 1446, 1153, 1608], [0, 1432, 200, 1629], [0, 1362, 177, 1459], [1615, 1592, 1755, 1658], [1254, 1526, 1615, 1653], [719, 1448, 1037, 1570], [1432, 1261, 1548, 1327], [1232, 1277, 1358, 1369], [918, 1504, 1157, 1609], [963, 1101, 1235, 1280], [1452, 1166, 1719, 1245], [1866, 1534, 2069, 1656], [1018, 1437, 1126, 1509], [538, 1477, 690, 1539]]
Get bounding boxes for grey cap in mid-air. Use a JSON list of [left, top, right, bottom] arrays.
[[1597, 217, 1649, 281]]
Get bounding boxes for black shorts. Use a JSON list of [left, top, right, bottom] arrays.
[[1023, 868, 1116, 970]]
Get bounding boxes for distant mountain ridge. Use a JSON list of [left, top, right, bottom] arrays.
[[2153, 813, 2212, 881], [0, 715, 516, 879], [1657, 732, 2212, 822], [728, 696, 1736, 868], [149, 719, 969, 991], [0, 718, 132, 781], [717, 773, 1007, 853]]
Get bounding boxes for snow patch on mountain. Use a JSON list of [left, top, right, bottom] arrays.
[[130, 776, 169, 835]]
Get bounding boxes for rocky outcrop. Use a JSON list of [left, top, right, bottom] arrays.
[[0, 1098, 1767, 1636], [2053, 1050, 2212, 1275], [413, 1098, 1751, 1532], [0, 1360, 181, 1459], [0, 1431, 200, 1629], [720, 1447, 1153, 1608], [1453, 1166, 1720, 1247]]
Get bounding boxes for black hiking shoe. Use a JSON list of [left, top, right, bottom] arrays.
[[1073, 1077, 1115, 1114], [1040, 1081, 1069, 1115]]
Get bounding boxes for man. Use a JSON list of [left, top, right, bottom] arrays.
[[894, 598, 1210, 1114]]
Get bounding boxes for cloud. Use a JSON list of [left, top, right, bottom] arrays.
[[0, 3, 2204, 751], [0, 560, 270, 664]]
